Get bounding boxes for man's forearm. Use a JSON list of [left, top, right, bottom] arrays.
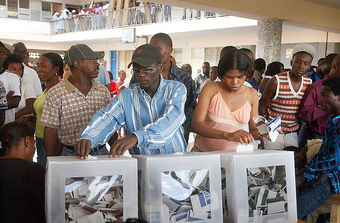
[[44, 127, 58, 156]]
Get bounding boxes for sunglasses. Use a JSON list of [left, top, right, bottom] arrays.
[[132, 67, 157, 75]]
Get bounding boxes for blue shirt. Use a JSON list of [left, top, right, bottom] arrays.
[[80, 75, 187, 155], [305, 68, 322, 83], [95, 65, 110, 85], [130, 62, 197, 121], [305, 115, 340, 193]]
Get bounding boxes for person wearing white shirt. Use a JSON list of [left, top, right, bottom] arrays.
[[11, 42, 42, 98], [3, 54, 36, 119], [0, 70, 21, 124]]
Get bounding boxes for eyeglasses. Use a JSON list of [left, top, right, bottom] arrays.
[[132, 67, 157, 75]]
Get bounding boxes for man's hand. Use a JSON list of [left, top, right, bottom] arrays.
[[109, 134, 138, 158], [75, 139, 92, 160]]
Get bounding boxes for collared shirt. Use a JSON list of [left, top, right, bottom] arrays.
[[305, 115, 340, 193], [40, 77, 110, 146], [80, 75, 187, 155], [130, 63, 196, 121], [299, 76, 331, 135], [195, 73, 209, 97]]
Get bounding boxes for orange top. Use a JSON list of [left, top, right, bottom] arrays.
[[195, 83, 252, 151]]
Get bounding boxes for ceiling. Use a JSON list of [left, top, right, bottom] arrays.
[[307, 0, 340, 9]]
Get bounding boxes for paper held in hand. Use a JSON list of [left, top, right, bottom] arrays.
[[253, 115, 281, 142]]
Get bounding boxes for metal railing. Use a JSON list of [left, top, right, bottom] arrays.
[[52, 5, 226, 34]]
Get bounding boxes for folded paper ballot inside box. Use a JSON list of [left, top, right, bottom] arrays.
[[253, 115, 281, 142], [215, 150, 297, 223], [133, 153, 223, 223], [46, 156, 138, 223]]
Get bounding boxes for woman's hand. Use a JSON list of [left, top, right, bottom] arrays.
[[225, 130, 254, 144]]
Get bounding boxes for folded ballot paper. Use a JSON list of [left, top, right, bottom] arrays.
[[253, 115, 281, 142]]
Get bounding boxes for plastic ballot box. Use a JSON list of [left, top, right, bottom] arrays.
[[46, 156, 138, 223], [134, 152, 223, 223], [216, 150, 297, 223]]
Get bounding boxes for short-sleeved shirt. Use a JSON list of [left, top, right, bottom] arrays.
[[40, 77, 110, 146], [0, 70, 22, 124], [15, 80, 36, 113], [0, 80, 8, 110], [23, 64, 42, 98]]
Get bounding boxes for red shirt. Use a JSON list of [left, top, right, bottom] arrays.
[[299, 76, 331, 135]]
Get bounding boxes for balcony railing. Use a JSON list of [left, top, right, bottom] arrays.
[[52, 5, 226, 34]]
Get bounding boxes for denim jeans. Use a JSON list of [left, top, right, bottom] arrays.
[[297, 177, 334, 220], [36, 137, 46, 168], [61, 145, 109, 156], [36, 137, 60, 168]]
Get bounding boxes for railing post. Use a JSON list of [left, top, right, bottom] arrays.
[[114, 0, 123, 27], [121, 0, 130, 26]]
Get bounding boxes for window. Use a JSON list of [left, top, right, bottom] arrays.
[[42, 1, 51, 11], [0, 0, 6, 6], [19, 0, 29, 9]]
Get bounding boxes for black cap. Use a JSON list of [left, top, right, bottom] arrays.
[[65, 44, 102, 66], [128, 44, 162, 68]]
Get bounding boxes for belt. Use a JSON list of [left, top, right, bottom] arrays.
[[64, 144, 105, 154], [282, 130, 298, 134]]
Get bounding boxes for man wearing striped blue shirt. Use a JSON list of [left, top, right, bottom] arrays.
[[76, 44, 187, 159]]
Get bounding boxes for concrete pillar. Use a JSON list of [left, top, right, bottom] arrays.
[[256, 18, 282, 63]]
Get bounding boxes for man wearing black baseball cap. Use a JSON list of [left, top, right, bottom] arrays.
[[76, 44, 187, 159], [41, 44, 111, 157]]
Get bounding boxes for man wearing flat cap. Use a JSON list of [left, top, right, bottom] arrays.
[[41, 44, 110, 157], [259, 43, 313, 150], [76, 44, 187, 159]]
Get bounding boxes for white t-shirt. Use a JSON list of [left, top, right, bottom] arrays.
[[0, 70, 22, 124], [23, 64, 42, 98], [15, 80, 36, 113]]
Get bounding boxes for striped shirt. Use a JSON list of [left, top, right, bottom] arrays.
[[40, 77, 110, 146], [80, 75, 187, 155], [267, 72, 312, 132]]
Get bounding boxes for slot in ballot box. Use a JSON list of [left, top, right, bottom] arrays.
[[46, 156, 138, 223], [133, 152, 223, 223], [216, 150, 297, 223]]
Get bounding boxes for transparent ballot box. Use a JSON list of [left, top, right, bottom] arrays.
[[134, 153, 223, 223], [46, 156, 138, 223], [217, 150, 297, 223]]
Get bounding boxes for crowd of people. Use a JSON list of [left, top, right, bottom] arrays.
[[52, 1, 218, 34], [0, 34, 339, 222]]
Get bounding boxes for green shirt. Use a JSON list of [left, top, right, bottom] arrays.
[[33, 92, 46, 138]]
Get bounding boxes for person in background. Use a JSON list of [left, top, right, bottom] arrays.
[[259, 44, 313, 150], [40, 44, 110, 157], [258, 61, 284, 94], [35, 53, 63, 167], [95, 63, 111, 90], [11, 42, 42, 98], [191, 49, 260, 152], [0, 80, 7, 128], [298, 53, 339, 147], [76, 44, 187, 159], [296, 76, 340, 221], [240, 48, 258, 90], [117, 70, 126, 88], [220, 46, 237, 59], [108, 71, 120, 98], [2, 54, 36, 120], [254, 58, 266, 85], [195, 61, 210, 97], [209, 66, 218, 81], [148, 33, 196, 144], [0, 50, 21, 125], [316, 58, 325, 77], [62, 63, 72, 80], [0, 119, 45, 223], [181, 64, 192, 76]]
